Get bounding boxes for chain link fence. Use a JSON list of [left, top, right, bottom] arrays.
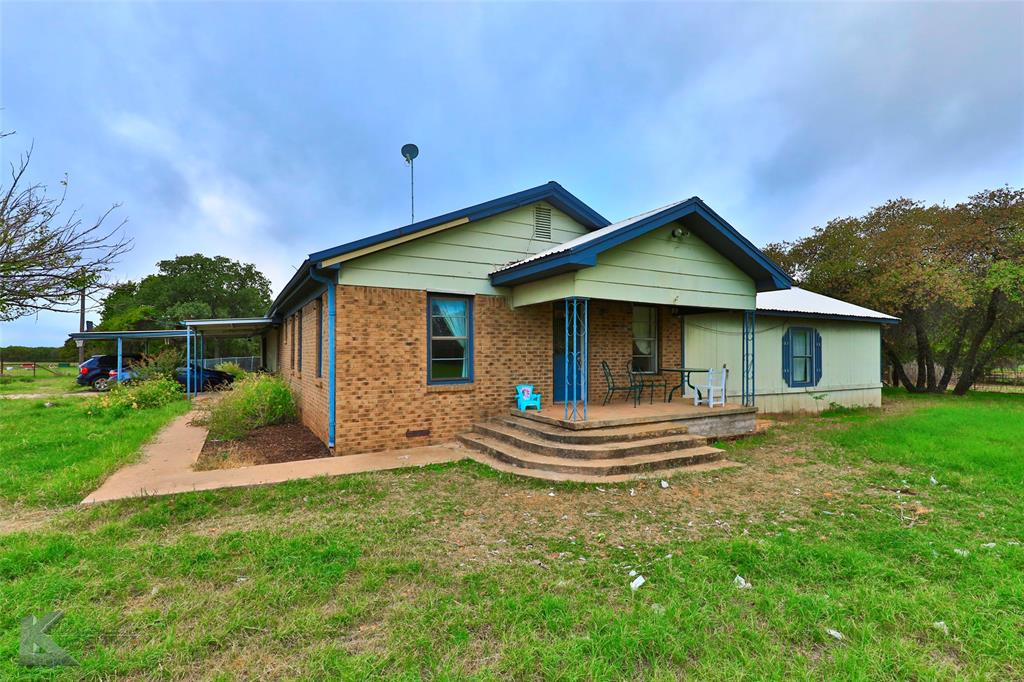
[[200, 356, 262, 372]]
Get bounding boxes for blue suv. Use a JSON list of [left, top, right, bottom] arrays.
[[77, 354, 141, 391]]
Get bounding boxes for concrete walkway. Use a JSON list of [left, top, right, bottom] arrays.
[[82, 408, 466, 504]]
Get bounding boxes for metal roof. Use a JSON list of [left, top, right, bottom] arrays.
[[68, 329, 193, 341], [183, 317, 278, 338], [756, 287, 900, 324], [68, 318, 278, 343]]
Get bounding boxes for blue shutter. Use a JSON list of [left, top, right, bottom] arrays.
[[782, 328, 792, 387], [813, 329, 823, 386]]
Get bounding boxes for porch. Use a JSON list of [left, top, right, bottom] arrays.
[[547, 297, 757, 423], [513, 400, 756, 438]]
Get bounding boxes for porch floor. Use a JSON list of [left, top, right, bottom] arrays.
[[513, 400, 756, 431]]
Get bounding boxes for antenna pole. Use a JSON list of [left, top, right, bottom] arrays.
[[409, 157, 415, 224]]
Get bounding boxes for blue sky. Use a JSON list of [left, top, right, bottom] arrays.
[[2, 1, 1022, 346]]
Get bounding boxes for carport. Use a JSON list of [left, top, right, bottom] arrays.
[[69, 317, 278, 398]]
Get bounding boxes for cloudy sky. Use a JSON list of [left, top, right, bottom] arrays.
[[2, 1, 1022, 346]]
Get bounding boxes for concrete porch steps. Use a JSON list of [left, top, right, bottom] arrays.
[[494, 415, 693, 444], [458, 411, 739, 481], [458, 432, 726, 477], [464, 449, 741, 484], [474, 419, 708, 460]]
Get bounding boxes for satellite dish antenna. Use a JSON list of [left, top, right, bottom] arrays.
[[402, 144, 419, 224]]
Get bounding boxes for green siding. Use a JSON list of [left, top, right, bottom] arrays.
[[511, 273, 577, 308], [511, 224, 757, 309], [682, 312, 882, 405], [339, 202, 588, 294]]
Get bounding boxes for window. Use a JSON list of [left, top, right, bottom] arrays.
[[297, 308, 303, 373], [783, 326, 821, 387], [316, 296, 323, 378], [289, 316, 295, 370], [631, 305, 658, 373], [428, 295, 473, 384]]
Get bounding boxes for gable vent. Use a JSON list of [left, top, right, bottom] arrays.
[[533, 205, 552, 241]]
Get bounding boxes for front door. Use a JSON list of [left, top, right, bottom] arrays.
[[553, 306, 587, 402]]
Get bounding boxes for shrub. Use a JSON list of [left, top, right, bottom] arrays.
[[214, 361, 248, 381], [99, 376, 184, 411], [133, 348, 183, 382], [206, 374, 297, 440]]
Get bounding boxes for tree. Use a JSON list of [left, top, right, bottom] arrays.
[[98, 254, 273, 357], [765, 186, 1024, 395], [0, 134, 131, 320]]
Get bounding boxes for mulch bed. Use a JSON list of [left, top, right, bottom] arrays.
[[195, 422, 332, 471]]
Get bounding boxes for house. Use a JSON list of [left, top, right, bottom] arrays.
[[262, 181, 897, 465]]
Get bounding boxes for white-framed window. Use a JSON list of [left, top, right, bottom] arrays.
[[631, 305, 658, 374]]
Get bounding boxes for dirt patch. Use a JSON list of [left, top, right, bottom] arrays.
[[195, 422, 331, 470]]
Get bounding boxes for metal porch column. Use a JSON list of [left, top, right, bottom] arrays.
[[742, 310, 756, 407], [185, 328, 192, 398], [563, 297, 589, 422]]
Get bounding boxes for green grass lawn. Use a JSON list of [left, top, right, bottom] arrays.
[[0, 367, 87, 395], [0, 398, 189, 507], [1, 391, 1022, 679]]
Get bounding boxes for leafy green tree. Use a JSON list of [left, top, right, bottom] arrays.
[[765, 186, 1024, 395], [99, 254, 272, 357]]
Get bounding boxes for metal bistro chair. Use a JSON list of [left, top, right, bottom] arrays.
[[634, 366, 668, 404], [601, 360, 642, 407], [694, 366, 728, 408]]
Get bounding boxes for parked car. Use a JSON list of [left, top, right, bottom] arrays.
[[174, 365, 234, 391], [107, 365, 234, 392], [78, 354, 141, 391]]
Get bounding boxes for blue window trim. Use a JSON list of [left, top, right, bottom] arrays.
[[427, 294, 474, 385], [783, 326, 821, 388], [315, 296, 323, 378]]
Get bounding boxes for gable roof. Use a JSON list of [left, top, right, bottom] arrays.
[[757, 287, 900, 324], [308, 181, 610, 265], [268, 181, 609, 317], [489, 197, 792, 292]]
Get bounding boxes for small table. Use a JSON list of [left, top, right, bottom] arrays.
[[660, 367, 709, 403]]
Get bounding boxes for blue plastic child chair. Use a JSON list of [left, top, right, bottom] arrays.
[[515, 384, 542, 411]]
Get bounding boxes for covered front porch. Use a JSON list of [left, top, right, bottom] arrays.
[[546, 296, 757, 424], [514, 399, 757, 438]]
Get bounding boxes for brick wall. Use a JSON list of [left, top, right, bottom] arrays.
[[277, 288, 685, 453], [586, 301, 681, 404], [328, 286, 552, 453], [278, 293, 331, 445]]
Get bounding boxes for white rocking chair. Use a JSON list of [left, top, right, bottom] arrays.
[[694, 366, 728, 408]]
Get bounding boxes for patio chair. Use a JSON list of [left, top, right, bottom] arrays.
[[515, 384, 542, 411], [631, 366, 669, 404], [694, 366, 728, 408], [601, 360, 642, 407]]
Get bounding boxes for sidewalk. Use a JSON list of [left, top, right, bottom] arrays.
[[82, 409, 466, 504]]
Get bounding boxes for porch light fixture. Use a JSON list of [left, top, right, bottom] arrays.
[[671, 227, 687, 239]]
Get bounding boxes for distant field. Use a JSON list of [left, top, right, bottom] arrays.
[[0, 365, 86, 395]]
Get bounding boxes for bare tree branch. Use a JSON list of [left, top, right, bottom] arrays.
[[0, 133, 133, 321]]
